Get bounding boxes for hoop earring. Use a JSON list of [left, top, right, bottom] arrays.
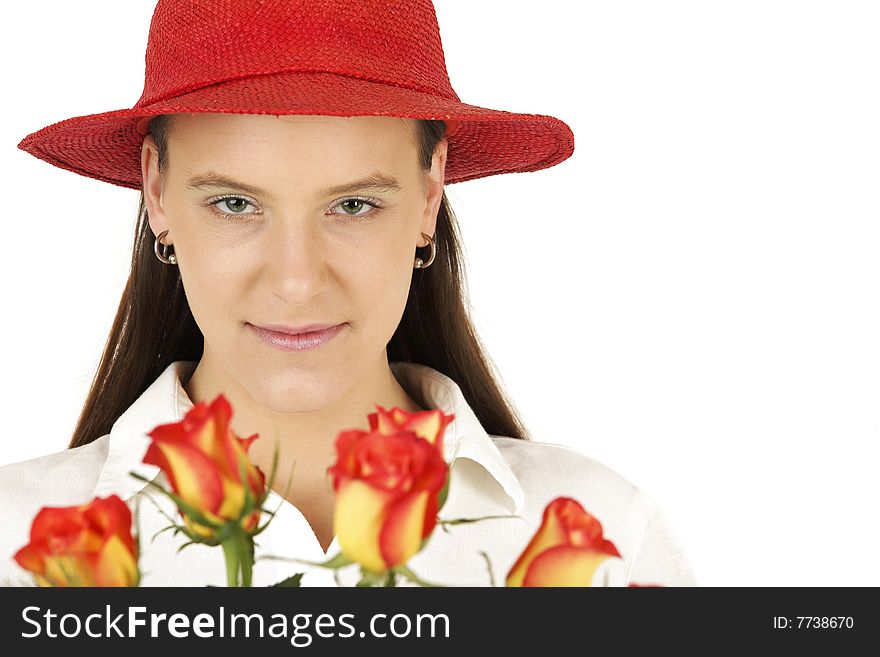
[[414, 232, 436, 269], [154, 229, 177, 265]]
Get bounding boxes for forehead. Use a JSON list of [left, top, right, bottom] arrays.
[[163, 113, 421, 185], [167, 113, 417, 148], [162, 114, 421, 200]]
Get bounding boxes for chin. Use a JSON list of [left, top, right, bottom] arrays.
[[244, 364, 348, 413]]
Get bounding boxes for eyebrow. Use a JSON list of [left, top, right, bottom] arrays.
[[184, 170, 403, 199]]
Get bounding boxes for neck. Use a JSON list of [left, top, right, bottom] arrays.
[[181, 351, 425, 492]]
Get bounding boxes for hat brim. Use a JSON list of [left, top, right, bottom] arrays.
[[17, 70, 574, 189]]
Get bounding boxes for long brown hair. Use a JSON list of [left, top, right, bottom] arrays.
[[68, 114, 533, 449]]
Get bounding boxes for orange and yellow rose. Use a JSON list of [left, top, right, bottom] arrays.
[[367, 405, 455, 461], [327, 405, 454, 574], [14, 495, 139, 587], [143, 393, 266, 538], [506, 496, 622, 587]]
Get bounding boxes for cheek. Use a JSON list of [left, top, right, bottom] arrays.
[[177, 245, 251, 329], [347, 247, 413, 326]]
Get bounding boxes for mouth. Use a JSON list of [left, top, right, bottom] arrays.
[[249, 322, 344, 336], [245, 322, 346, 352]]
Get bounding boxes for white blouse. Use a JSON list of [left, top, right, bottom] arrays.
[[0, 360, 697, 587]]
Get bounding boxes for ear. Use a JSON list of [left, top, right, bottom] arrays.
[[141, 135, 171, 244], [420, 139, 448, 245]]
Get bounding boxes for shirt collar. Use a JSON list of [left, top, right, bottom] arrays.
[[93, 360, 525, 515]]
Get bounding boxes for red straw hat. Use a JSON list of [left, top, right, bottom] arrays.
[[16, 0, 574, 189]]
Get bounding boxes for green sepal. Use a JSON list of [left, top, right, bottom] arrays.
[[435, 472, 451, 513], [129, 471, 223, 533]]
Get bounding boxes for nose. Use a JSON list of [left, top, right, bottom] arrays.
[[263, 218, 331, 304]]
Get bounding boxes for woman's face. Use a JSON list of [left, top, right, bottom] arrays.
[[140, 113, 447, 411]]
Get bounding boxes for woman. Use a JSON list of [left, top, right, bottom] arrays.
[[0, 0, 696, 586]]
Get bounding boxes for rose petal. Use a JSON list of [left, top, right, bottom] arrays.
[[215, 475, 246, 521], [379, 490, 430, 569], [506, 500, 571, 587], [43, 554, 92, 587], [329, 429, 369, 488], [83, 496, 137, 556], [370, 406, 454, 458], [144, 441, 224, 515], [94, 533, 139, 587], [402, 409, 454, 454], [29, 506, 90, 551], [334, 478, 396, 573], [15, 497, 138, 587], [522, 545, 619, 587], [13, 543, 46, 574]]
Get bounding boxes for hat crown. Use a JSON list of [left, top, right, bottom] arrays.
[[137, 0, 458, 108]]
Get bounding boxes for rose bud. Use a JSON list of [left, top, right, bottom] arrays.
[[328, 426, 448, 573], [14, 495, 139, 587], [506, 496, 622, 587], [144, 393, 266, 538], [369, 405, 455, 460]]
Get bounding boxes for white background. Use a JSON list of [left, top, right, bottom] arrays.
[[2, 1, 878, 586]]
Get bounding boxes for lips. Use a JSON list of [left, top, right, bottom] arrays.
[[246, 322, 346, 352], [250, 322, 341, 336]]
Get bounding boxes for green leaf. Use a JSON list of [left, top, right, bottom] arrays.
[[250, 452, 297, 539], [394, 564, 448, 588], [480, 551, 497, 587], [319, 551, 356, 569], [270, 573, 305, 587], [438, 513, 523, 527], [278, 439, 297, 499], [257, 551, 355, 570], [263, 434, 283, 498]]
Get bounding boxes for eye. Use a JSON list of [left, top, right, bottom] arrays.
[[203, 194, 384, 222], [205, 194, 260, 219], [329, 196, 384, 221]]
